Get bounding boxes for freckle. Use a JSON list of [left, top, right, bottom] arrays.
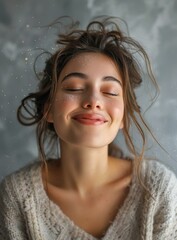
[[71, 54, 91, 66], [59, 95, 76, 102]]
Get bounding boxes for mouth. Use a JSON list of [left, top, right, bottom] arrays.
[[72, 113, 108, 125]]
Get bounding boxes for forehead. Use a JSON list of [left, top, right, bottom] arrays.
[[59, 52, 122, 81]]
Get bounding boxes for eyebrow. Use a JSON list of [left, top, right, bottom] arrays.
[[61, 72, 122, 87]]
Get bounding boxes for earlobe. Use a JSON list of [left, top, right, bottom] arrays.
[[119, 121, 124, 129], [44, 104, 53, 123], [46, 111, 53, 123]]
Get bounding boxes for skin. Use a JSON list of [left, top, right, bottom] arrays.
[[44, 52, 133, 237]]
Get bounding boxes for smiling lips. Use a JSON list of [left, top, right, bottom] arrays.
[[72, 113, 108, 125]]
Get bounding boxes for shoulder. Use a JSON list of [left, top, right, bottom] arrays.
[[141, 159, 177, 199], [140, 160, 177, 238], [0, 160, 41, 186], [142, 159, 177, 183], [0, 162, 42, 239], [0, 161, 41, 203]]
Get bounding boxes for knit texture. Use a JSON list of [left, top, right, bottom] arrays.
[[0, 159, 177, 240]]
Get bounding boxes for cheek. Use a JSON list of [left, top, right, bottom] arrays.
[[107, 99, 124, 119], [52, 94, 79, 116]]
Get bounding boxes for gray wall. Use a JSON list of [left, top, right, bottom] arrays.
[[0, 0, 177, 180]]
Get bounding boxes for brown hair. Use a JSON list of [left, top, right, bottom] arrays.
[[17, 16, 159, 193]]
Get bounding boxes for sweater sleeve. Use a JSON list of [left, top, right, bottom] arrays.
[[152, 163, 177, 239], [0, 176, 28, 240]]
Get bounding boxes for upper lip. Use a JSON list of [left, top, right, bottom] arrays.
[[72, 113, 108, 122]]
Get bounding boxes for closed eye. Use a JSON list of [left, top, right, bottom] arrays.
[[103, 92, 119, 96], [64, 88, 83, 92]]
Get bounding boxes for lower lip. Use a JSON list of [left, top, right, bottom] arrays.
[[73, 118, 106, 125]]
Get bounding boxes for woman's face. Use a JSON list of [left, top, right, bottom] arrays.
[[47, 52, 124, 148]]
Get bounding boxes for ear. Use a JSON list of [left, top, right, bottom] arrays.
[[44, 103, 53, 123]]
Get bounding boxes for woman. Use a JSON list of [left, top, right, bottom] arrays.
[[0, 17, 177, 240]]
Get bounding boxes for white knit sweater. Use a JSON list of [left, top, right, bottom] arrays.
[[0, 159, 177, 240]]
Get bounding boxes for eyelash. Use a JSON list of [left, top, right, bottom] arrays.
[[64, 89, 119, 96], [103, 92, 118, 96], [65, 88, 83, 92]]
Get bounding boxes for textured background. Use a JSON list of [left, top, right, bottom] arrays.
[[0, 0, 177, 180]]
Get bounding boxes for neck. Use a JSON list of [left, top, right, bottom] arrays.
[[58, 141, 109, 196]]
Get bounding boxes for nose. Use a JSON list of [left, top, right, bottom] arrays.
[[82, 91, 103, 110]]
